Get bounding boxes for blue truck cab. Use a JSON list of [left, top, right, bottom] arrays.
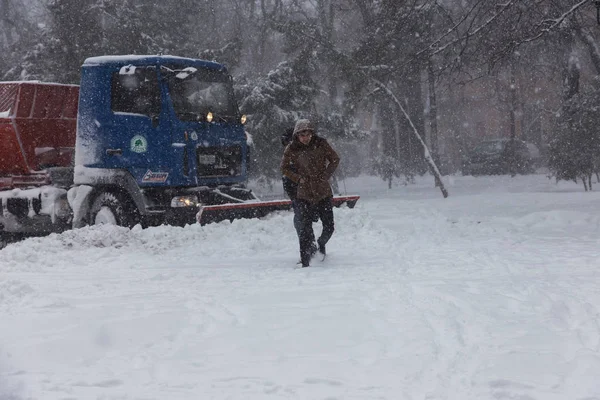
[[73, 55, 252, 227], [0, 55, 358, 240]]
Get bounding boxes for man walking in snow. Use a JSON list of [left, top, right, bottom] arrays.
[[281, 127, 317, 255], [281, 119, 340, 268]]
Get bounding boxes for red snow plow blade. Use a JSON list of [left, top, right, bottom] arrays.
[[196, 195, 360, 226]]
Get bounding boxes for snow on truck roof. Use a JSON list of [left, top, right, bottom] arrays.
[[0, 81, 78, 87], [83, 55, 227, 71]]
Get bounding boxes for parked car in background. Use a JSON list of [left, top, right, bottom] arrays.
[[462, 138, 533, 176]]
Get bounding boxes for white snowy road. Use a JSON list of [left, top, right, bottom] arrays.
[[1, 174, 600, 399]]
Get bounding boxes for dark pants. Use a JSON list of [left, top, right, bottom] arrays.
[[292, 199, 316, 242], [291, 199, 302, 238], [297, 197, 335, 266]]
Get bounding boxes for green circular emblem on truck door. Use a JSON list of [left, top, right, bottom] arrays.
[[131, 135, 148, 153]]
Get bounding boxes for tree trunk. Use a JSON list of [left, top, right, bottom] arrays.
[[575, 26, 600, 75], [563, 49, 580, 101], [372, 77, 448, 198], [318, 0, 338, 108], [427, 58, 441, 187], [509, 60, 518, 177], [1, 0, 13, 45]]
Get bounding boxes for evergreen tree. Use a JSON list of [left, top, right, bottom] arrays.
[[549, 85, 600, 191], [237, 53, 320, 180], [5, 0, 213, 83], [0, 0, 44, 80], [3, 0, 103, 82]]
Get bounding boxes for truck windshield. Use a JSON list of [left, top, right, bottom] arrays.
[[165, 67, 238, 122]]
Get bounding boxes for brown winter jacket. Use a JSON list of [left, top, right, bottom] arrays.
[[281, 135, 340, 204]]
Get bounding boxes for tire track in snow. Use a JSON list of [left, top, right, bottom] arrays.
[[352, 195, 600, 399]]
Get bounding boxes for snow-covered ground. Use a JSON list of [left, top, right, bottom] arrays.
[[1, 173, 600, 400]]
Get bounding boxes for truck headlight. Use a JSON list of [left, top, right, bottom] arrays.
[[170, 195, 199, 208]]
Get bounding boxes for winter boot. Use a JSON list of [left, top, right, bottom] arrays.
[[318, 241, 326, 257], [301, 255, 310, 268], [309, 242, 318, 258], [300, 250, 312, 267]]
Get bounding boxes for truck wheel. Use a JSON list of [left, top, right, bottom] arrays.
[[89, 192, 139, 228]]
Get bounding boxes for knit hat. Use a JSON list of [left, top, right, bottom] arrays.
[[293, 119, 315, 136]]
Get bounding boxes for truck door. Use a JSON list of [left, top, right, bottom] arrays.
[[103, 66, 171, 182]]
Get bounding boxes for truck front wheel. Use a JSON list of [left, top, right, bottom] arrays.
[[89, 192, 139, 228]]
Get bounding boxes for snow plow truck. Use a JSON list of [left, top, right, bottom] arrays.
[[0, 55, 358, 239]]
